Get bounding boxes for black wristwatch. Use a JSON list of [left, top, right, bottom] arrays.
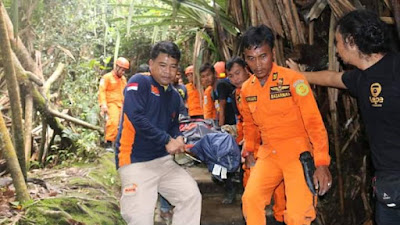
[[165, 135, 171, 145]]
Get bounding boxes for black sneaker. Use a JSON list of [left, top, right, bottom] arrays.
[[105, 141, 114, 152]]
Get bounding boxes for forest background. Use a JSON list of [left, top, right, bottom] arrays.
[[0, 0, 399, 224]]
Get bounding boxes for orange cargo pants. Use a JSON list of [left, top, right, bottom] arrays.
[[105, 103, 122, 142], [243, 165, 286, 222], [242, 146, 316, 225]]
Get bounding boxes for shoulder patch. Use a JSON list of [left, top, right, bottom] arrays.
[[294, 80, 309, 96], [127, 82, 138, 91], [246, 96, 257, 102], [272, 72, 278, 81]]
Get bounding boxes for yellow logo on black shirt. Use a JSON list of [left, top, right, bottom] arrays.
[[369, 82, 384, 107]]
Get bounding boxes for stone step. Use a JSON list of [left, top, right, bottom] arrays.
[[155, 164, 281, 225]]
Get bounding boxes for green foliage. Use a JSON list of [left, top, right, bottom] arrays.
[[19, 154, 124, 225], [16, 0, 240, 168]]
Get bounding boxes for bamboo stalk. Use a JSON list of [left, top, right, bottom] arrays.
[[327, 11, 345, 214], [288, 0, 306, 43], [282, 0, 300, 44], [249, 0, 257, 26], [276, 0, 291, 40], [309, 21, 314, 45], [274, 37, 285, 66], [253, 0, 273, 30], [259, 0, 284, 37], [390, 0, 400, 39], [360, 156, 373, 219]]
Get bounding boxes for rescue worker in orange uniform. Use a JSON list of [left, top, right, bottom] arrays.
[[98, 57, 129, 151], [185, 65, 203, 118], [226, 56, 286, 223], [200, 63, 217, 121], [240, 25, 332, 225]]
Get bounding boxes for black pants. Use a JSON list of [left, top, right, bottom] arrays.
[[375, 201, 400, 225]]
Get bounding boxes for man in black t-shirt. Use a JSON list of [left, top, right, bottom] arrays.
[[213, 61, 237, 127], [213, 78, 236, 126], [287, 9, 400, 224]]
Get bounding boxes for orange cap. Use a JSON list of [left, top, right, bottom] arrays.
[[185, 65, 194, 75], [214, 61, 226, 78], [116, 57, 130, 69]]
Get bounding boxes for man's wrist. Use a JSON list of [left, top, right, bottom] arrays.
[[242, 151, 254, 158], [164, 135, 171, 145]]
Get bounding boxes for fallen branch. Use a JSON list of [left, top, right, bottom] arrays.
[[37, 208, 72, 220], [43, 63, 64, 93], [47, 108, 103, 132]]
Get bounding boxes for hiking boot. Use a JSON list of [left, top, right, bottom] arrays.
[[105, 141, 114, 152], [222, 185, 236, 204]]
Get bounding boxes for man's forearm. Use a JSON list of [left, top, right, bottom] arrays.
[[301, 70, 346, 89]]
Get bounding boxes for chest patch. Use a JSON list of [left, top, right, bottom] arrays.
[[151, 85, 160, 96], [369, 82, 384, 107], [246, 96, 257, 102], [270, 85, 291, 99]]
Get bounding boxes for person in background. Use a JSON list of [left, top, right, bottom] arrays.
[[213, 61, 236, 127], [115, 41, 202, 225], [287, 9, 400, 225], [174, 66, 187, 103], [137, 63, 150, 75], [226, 56, 286, 224], [98, 57, 129, 152], [240, 25, 332, 225], [200, 63, 217, 122], [204, 61, 238, 204], [185, 65, 204, 119], [173, 66, 188, 118]]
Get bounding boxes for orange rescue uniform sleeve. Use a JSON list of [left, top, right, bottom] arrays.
[[290, 72, 330, 166], [239, 77, 259, 156], [203, 86, 216, 119], [98, 76, 108, 106]]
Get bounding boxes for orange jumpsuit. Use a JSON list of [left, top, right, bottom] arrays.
[[236, 87, 286, 223], [98, 71, 127, 142], [203, 86, 216, 120], [240, 64, 330, 225], [186, 83, 203, 117]]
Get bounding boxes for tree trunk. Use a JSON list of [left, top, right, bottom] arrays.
[[0, 3, 43, 80], [24, 86, 33, 167], [0, 1, 26, 179], [0, 110, 30, 203], [38, 119, 47, 165]]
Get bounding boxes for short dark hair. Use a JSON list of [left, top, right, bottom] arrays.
[[199, 63, 215, 74], [242, 25, 275, 50], [150, 41, 181, 61], [226, 57, 247, 72], [337, 9, 390, 54], [137, 64, 150, 73]]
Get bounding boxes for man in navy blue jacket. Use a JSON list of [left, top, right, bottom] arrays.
[[115, 41, 202, 225]]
